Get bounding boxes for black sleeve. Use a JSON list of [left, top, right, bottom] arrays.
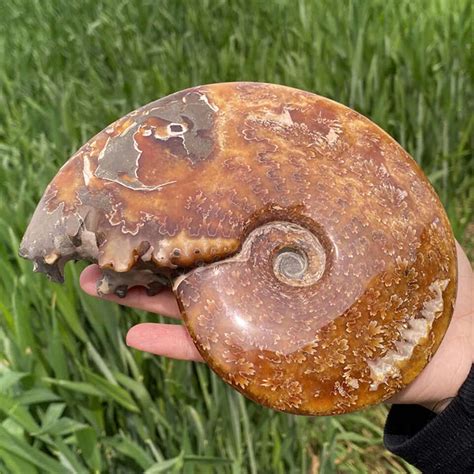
[[383, 365, 474, 473]]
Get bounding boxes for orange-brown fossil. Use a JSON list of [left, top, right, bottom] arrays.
[[20, 82, 457, 415]]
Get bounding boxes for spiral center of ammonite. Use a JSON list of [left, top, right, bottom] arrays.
[[270, 224, 327, 287], [274, 248, 308, 280]]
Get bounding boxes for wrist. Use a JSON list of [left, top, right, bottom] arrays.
[[420, 397, 455, 414]]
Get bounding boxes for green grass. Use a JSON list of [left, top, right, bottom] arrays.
[[0, 0, 472, 472]]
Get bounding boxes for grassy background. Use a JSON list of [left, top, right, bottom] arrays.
[[0, 0, 472, 472]]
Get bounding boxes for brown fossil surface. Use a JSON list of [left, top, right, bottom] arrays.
[[20, 82, 457, 415]]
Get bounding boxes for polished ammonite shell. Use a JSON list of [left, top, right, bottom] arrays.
[[19, 82, 457, 415]]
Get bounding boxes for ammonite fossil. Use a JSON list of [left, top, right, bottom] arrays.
[[20, 82, 457, 415]]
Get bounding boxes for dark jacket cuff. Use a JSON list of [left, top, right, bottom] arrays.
[[384, 365, 474, 473]]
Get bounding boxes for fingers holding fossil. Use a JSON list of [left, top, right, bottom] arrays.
[[80, 265, 181, 319], [126, 323, 204, 361]]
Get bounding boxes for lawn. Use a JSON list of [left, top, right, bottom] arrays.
[[0, 0, 472, 472]]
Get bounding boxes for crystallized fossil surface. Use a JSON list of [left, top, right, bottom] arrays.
[[20, 82, 457, 415]]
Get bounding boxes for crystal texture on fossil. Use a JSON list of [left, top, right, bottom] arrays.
[[19, 82, 457, 415]]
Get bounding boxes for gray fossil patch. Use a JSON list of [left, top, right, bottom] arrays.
[[94, 91, 216, 190]]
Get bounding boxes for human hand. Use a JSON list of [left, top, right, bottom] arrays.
[[79, 242, 473, 412]]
